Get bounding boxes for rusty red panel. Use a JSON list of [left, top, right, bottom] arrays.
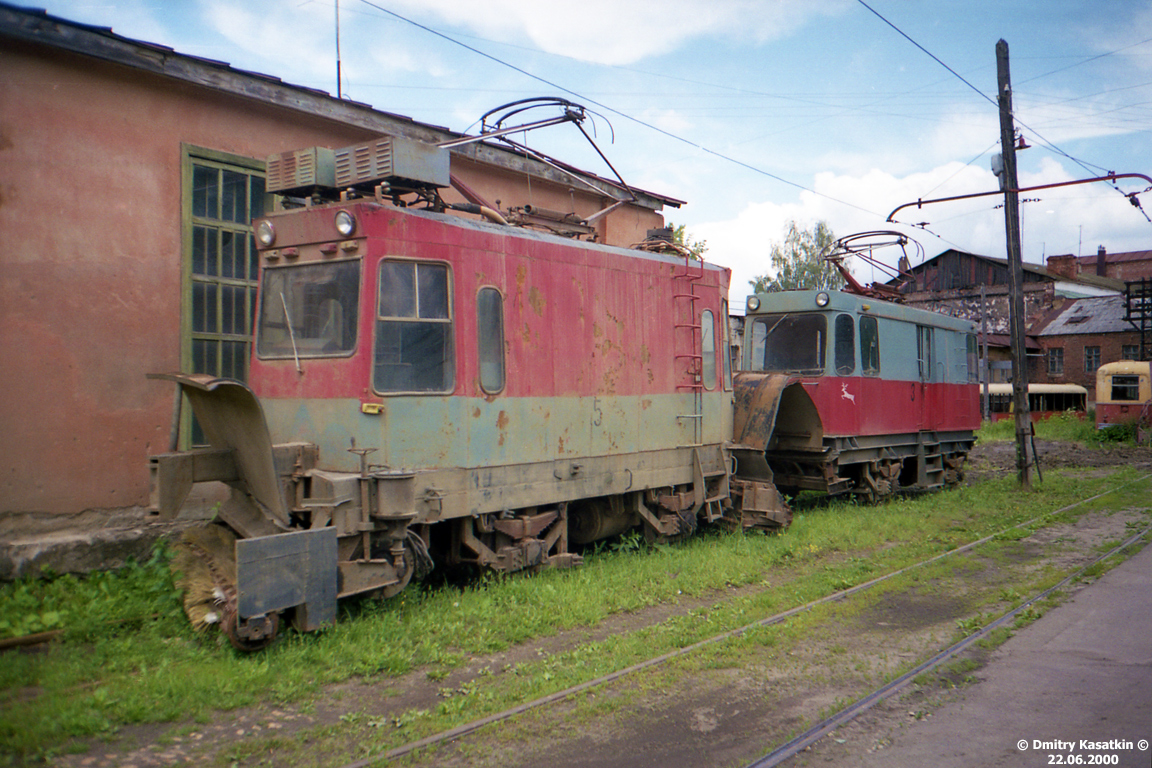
[[250, 202, 732, 404], [806, 376, 980, 437]]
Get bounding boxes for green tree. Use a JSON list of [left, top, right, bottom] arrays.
[[670, 222, 708, 261], [750, 220, 841, 292]]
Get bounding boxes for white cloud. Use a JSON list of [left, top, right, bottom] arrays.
[[382, 0, 853, 65], [694, 156, 1152, 310], [199, 1, 336, 89]]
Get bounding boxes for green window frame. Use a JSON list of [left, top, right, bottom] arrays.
[[1084, 345, 1101, 374], [181, 145, 266, 443]]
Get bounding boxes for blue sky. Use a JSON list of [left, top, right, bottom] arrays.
[[39, 0, 1152, 307]]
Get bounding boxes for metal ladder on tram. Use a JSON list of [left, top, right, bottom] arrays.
[[672, 253, 728, 519], [672, 252, 704, 447]]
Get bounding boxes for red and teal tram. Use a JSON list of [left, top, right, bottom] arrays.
[[150, 192, 786, 647], [733, 289, 980, 500]]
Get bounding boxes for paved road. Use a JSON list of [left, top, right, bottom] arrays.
[[833, 540, 1152, 768]]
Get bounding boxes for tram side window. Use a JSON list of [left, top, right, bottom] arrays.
[[859, 316, 879, 376], [1111, 374, 1141, 402], [257, 260, 360, 358], [374, 261, 454, 393], [917, 326, 934, 381], [750, 313, 826, 375], [477, 287, 505, 394], [701, 310, 717, 390], [834, 314, 854, 375], [721, 300, 733, 389], [966, 334, 978, 383]]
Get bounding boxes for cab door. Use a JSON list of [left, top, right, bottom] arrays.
[[916, 325, 933, 430]]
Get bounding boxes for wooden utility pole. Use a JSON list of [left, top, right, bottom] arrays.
[[996, 39, 1032, 488]]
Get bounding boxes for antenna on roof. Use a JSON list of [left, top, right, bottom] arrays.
[[335, 0, 343, 100]]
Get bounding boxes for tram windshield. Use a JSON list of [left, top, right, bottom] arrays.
[[256, 260, 361, 358], [749, 313, 826, 375]]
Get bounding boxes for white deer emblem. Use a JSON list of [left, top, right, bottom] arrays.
[[841, 383, 856, 404]]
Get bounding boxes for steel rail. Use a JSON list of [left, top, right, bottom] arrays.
[[744, 519, 1152, 768], [338, 473, 1152, 768]]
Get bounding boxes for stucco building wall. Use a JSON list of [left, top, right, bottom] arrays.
[[0, 23, 670, 520]]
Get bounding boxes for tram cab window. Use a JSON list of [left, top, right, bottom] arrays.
[[374, 260, 454, 393], [257, 260, 360, 358], [1111, 374, 1141, 402], [750, 313, 826, 375], [834, 314, 854, 375], [859, 315, 879, 376]]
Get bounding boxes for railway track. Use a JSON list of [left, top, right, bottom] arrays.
[[338, 473, 1152, 768]]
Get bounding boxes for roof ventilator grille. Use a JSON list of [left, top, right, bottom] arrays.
[[265, 147, 336, 195], [334, 136, 450, 191]]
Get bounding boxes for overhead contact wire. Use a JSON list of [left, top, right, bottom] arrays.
[[856, 0, 1148, 217], [355, 0, 881, 218]]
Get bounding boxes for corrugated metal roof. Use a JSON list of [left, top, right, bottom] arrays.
[[895, 249, 1126, 292], [1038, 295, 1135, 336]]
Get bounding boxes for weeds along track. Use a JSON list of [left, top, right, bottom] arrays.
[[342, 473, 1152, 768]]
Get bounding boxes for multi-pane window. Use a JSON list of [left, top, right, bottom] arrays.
[[1047, 347, 1064, 376], [374, 260, 454, 393], [189, 158, 264, 382], [1084, 345, 1101, 373], [1111, 375, 1141, 401], [183, 149, 264, 446], [1123, 344, 1139, 361]]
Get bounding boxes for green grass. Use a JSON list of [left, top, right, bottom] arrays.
[[1, 465, 1150, 764], [976, 410, 1137, 445]]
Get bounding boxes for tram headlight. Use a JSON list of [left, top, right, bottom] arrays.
[[255, 219, 276, 247], [815, 291, 830, 307], [335, 210, 356, 237], [746, 295, 761, 312]]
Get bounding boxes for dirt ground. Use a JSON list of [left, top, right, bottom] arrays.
[[46, 439, 1152, 768], [967, 437, 1152, 480]]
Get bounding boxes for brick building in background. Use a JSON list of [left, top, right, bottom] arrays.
[[892, 248, 1125, 384], [1036, 296, 1142, 401], [1047, 246, 1152, 284]]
